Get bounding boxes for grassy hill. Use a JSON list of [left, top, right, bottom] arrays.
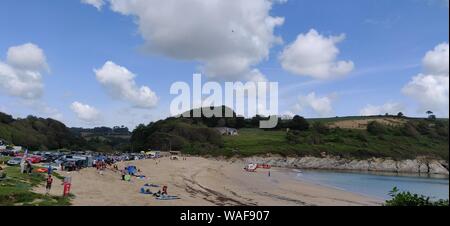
[[217, 116, 448, 160], [220, 126, 448, 160], [134, 111, 448, 160], [2, 109, 448, 160]]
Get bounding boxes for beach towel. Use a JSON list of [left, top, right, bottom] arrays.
[[36, 168, 48, 173], [140, 188, 153, 195], [144, 183, 160, 188], [156, 195, 180, 200]]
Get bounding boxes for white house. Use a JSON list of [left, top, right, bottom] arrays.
[[215, 127, 239, 136]]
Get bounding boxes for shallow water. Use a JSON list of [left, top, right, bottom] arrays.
[[292, 169, 449, 200]]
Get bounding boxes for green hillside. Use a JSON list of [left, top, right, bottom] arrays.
[[221, 126, 449, 160], [2, 109, 449, 160], [0, 112, 84, 150], [131, 107, 449, 160]]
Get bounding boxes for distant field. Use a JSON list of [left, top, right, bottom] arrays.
[[327, 118, 407, 130], [307, 116, 449, 130], [221, 127, 449, 160]]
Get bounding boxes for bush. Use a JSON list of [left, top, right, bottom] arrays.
[[367, 121, 386, 135], [401, 122, 420, 138], [385, 187, 449, 206], [308, 133, 323, 145], [312, 122, 330, 135], [290, 115, 309, 131], [286, 130, 301, 144], [354, 132, 368, 142], [416, 121, 431, 135]]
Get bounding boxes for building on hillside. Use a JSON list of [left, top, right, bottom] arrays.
[[215, 127, 239, 136]]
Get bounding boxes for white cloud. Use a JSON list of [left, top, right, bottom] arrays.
[[71, 102, 100, 123], [81, 0, 105, 10], [295, 92, 335, 117], [7, 43, 49, 72], [97, 0, 285, 81], [0, 43, 48, 100], [279, 29, 354, 80], [422, 43, 449, 75], [360, 102, 405, 116], [403, 74, 449, 114], [402, 43, 449, 116], [95, 61, 159, 109]]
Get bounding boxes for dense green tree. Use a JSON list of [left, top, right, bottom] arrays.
[[290, 115, 310, 131], [0, 112, 84, 151]]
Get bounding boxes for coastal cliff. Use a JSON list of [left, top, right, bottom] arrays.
[[234, 156, 449, 175]]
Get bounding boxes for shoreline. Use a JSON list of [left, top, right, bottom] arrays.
[[34, 157, 382, 206], [229, 156, 449, 176]]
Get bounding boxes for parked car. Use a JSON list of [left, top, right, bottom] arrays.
[[41, 162, 60, 171], [7, 157, 22, 166], [26, 156, 42, 164], [62, 160, 78, 171]]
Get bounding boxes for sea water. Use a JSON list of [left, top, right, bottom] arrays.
[[293, 169, 449, 200]]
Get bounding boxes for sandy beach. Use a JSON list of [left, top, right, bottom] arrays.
[[34, 157, 382, 206]]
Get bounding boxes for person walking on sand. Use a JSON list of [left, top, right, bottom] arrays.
[[46, 175, 53, 195]]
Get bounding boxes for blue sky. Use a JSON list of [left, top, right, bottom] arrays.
[[0, 0, 448, 129]]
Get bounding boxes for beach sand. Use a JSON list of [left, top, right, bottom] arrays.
[[34, 157, 382, 206]]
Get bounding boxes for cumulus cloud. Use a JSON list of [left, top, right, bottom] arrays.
[[402, 43, 449, 116], [422, 43, 449, 75], [279, 29, 354, 79], [71, 102, 101, 123], [294, 92, 335, 117], [0, 43, 48, 99], [81, 0, 105, 10], [95, 61, 159, 109], [88, 0, 285, 81], [360, 102, 405, 116]]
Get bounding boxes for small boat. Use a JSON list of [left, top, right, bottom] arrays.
[[244, 163, 258, 172]]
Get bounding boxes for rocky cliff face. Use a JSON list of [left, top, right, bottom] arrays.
[[234, 156, 449, 175]]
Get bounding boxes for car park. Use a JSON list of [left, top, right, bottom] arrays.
[[7, 157, 22, 166]]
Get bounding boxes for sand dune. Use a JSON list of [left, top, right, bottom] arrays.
[[35, 157, 381, 206]]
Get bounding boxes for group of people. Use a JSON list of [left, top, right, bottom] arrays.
[[94, 160, 107, 171], [153, 185, 168, 197]]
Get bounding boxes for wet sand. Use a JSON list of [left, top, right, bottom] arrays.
[[34, 157, 382, 206]]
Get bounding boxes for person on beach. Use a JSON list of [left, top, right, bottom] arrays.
[[47, 164, 53, 176], [26, 161, 33, 174], [46, 175, 53, 194], [162, 185, 168, 195], [153, 190, 162, 197]]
